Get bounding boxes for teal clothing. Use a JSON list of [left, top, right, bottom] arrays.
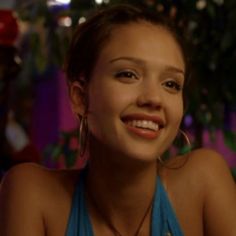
[[66, 169, 184, 236]]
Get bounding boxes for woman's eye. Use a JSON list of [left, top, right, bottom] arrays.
[[163, 80, 182, 92], [114, 71, 138, 80]]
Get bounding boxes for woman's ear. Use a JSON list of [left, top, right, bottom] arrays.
[[69, 81, 87, 116]]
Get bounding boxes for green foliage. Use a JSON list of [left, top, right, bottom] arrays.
[[224, 130, 236, 152], [44, 130, 79, 168], [231, 168, 236, 181]]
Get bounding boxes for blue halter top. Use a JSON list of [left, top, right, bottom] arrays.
[[66, 169, 184, 236]]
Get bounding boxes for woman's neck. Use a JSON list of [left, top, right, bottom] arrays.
[[85, 140, 159, 235]]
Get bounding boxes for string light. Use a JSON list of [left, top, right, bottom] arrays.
[[196, 0, 207, 10], [58, 16, 72, 27], [47, 0, 71, 7], [95, 0, 103, 5], [78, 17, 86, 24], [94, 0, 110, 5], [55, 0, 70, 3], [156, 4, 164, 12], [213, 0, 224, 5]]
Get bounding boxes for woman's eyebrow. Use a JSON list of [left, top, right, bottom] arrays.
[[164, 66, 185, 75], [109, 56, 185, 75], [109, 56, 145, 66]]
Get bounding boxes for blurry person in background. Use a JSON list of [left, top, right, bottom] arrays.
[[0, 9, 41, 180]]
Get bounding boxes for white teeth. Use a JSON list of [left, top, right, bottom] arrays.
[[127, 120, 159, 131]]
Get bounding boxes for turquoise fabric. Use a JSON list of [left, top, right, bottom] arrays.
[[66, 169, 184, 236]]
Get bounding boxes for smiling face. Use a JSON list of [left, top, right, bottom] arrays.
[[73, 21, 185, 163]]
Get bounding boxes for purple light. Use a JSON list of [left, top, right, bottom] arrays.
[[184, 115, 193, 127]]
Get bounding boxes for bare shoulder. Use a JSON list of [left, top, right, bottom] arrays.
[[188, 147, 230, 167], [194, 148, 236, 235], [183, 148, 236, 236], [0, 163, 51, 206], [161, 148, 231, 182], [183, 148, 234, 183], [1, 162, 52, 187], [0, 162, 79, 198], [176, 147, 236, 200], [161, 148, 236, 236], [0, 163, 80, 236]]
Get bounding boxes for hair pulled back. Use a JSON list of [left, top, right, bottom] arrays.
[[64, 4, 188, 87]]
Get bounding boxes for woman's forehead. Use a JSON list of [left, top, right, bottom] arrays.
[[96, 22, 185, 72]]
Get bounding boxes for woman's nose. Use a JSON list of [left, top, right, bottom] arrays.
[[136, 82, 163, 110]]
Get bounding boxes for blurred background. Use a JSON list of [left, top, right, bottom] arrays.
[[1, 0, 236, 179]]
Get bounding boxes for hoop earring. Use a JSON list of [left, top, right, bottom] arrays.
[[158, 129, 191, 168], [178, 129, 191, 151], [78, 115, 88, 158]]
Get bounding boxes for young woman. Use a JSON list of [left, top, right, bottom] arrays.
[[1, 4, 236, 236]]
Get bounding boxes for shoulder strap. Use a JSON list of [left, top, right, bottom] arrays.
[[65, 169, 94, 236], [151, 176, 184, 236]]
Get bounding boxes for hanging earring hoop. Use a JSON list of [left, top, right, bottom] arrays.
[[78, 115, 88, 158], [158, 129, 191, 168], [178, 129, 191, 152]]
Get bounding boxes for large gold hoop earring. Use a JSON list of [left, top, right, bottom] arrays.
[[158, 129, 191, 168], [78, 115, 88, 158]]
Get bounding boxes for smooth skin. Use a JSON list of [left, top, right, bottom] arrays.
[[1, 22, 236, 236]]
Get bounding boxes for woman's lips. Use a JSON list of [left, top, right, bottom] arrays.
[[124, 123, 160, 139], [121, 113, 164, 140], [126, 120, 159, 131]]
